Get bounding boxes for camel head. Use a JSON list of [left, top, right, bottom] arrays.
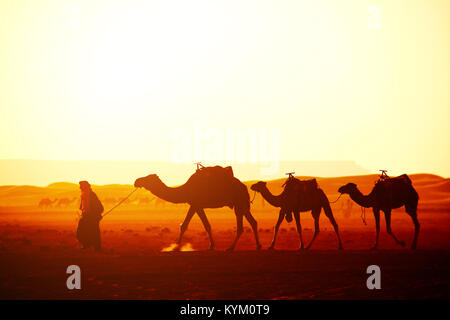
[[338, 183, 357, 194], [250, 181, 267, 193], [134, 174, 159, 189]]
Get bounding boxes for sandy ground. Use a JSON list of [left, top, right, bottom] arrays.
[[0, 208, 449, 299], [1, 173, 449, 299]]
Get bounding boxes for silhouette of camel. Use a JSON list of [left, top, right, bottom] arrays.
[[154, 197, 166, 208], [56, 197, 77, 207], [338, 174, 419, 249], [135, 166, 261, 251], [103, 197, 117, 205], [38, 198, 56, 209], [342, 199, 353, 219], [137, 197, 152, 205], [251, 178, 343, 250]]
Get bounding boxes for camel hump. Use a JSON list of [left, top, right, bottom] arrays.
[[303, 178, 318, 188], [294, 178, 318, 192], [194, 165, 234, 179], [381, 174, 412, 185], [398, 174, 412, 184], [282, 178, 318, 199], [187, 165, 239, 207]]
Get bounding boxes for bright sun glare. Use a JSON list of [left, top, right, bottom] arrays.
[[0, 0, 449, 180]]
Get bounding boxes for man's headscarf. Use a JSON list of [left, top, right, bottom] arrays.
[[79, 181, 92, 212], [79, 180, 91, 191]]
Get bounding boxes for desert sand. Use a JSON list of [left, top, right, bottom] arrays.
[[0, 174, 449, 299]]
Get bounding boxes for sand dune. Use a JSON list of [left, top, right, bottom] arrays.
[[0, 173, 448, 210], [419, 179, 450, 192], [0, 173, 449, 299]]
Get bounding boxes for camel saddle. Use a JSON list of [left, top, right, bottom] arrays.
[[281, 178, 318, 223], [282, 177, 318, 199], [286, 178, 318, 193], [189, 165, 236, 207], [377, 174, 411, 186], [194, 165, 234, 179], [376, 174, 412, 204]]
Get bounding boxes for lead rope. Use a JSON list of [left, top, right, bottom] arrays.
[[329, 192, 344, 204], [102, 188, 139, 218], [330, 192, 366, 225]]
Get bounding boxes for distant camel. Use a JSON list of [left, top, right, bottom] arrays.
[[38, 198, 56, 209], [154, 197, 166, 208], [260, 194, 265, 208], [137, 197, 152, 205], [251, 178, 343, 250], [103, 197, 117, 205], [135, 166, 261, 251], [342, 199, 353, 219], [56, 197, 77, 207], [338, 174, 419, 249], [120, 197, 131, 204]]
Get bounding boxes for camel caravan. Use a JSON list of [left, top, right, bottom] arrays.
[[133, 165, 420, 251], [38, 197, 77, 209]]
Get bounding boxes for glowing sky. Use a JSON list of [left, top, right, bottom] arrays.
[[1, 0, 449, 181]]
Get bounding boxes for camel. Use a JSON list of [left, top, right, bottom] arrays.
[[250, 177, 343, 250], [338, 174, 419, 249], [342, 199, 353, 219], [154, 197, 167, 208], [137, 197, 152, 205], [118, 197, 131, 205], [134, 166, 261, 251], [103, 197, 117, 206], [38, 198, 56, 209], [56, 197, 77, 207]]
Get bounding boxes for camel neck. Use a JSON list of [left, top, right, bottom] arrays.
[[144, 179, 188, 204], [348, 188, 373, 208], [259, 186, 283, 207]]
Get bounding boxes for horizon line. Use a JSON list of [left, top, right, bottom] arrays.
[[1, 172, 446, 188]]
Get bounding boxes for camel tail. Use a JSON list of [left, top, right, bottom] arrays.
[[318, 188, 332, 215]]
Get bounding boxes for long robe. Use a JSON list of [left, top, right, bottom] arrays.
[[76, 191, 103, 249]]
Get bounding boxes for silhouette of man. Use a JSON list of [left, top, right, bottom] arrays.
[[76, 181, 104, 251]]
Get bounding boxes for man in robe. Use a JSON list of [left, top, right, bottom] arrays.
[[76, 181, 104, 251]]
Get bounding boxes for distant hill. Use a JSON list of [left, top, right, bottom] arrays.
[[0, 159, 370, 186], [47, 182, 78, 189], [0, 173, 448, 209]]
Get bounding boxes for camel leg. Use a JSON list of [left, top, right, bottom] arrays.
[[306, 209, 321, 250], [384, 209, 405, 247], [406, 204, 420, 250], [196, 208, 215, 250], [227, 212, 244, 251], [371, 208, 381, 250], [293, 211, 304, 250], [323, 205, 343, 250], [244, 211, 262, 250], [177, 206, 196, 247], [268, 209, 285, 250]]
